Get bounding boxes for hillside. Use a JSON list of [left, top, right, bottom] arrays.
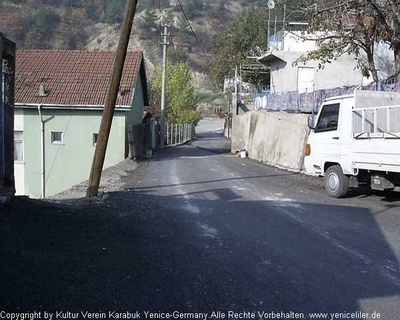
[[0, 0, 305, 91]]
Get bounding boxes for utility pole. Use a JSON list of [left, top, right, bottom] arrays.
[[267, 8, 271, 49], [160, 24, 169, 148], [234, 66, 238, 115], [86, 0, 138, 197]]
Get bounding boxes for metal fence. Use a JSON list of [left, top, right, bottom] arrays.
[[129, 121, 196, 158], [165, 122, 196, 146], [239, 83, 270, 95], [252, 79, 400, 113]]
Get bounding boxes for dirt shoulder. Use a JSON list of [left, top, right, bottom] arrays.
[[49, 158, 138, 201]]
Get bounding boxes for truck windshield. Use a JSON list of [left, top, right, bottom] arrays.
[[315, 103, 340, 132]]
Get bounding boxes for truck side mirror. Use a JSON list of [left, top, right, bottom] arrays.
[[308, 115, 315, 130]]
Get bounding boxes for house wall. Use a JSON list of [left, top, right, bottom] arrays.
[[231, 111, 309, 171], [266, 31, 394, 94], [125, 73, 146, 157], [270, 31, 318, 52], [283, 32, 318, 52], [128, 73, 146, 126], [21, 108, 126, 198], [270, 54, 365, 93]]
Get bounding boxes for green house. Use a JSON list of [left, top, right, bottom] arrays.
[[15, 50, 149, 198]]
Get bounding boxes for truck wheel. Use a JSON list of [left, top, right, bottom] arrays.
[[324, 165, 349, 198]]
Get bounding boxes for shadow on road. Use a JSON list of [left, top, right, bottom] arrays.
[[149, 143, 231, 163], [1, 190, 399, 317], [131, 170, 299, 192], [346, 186, 400, 203]]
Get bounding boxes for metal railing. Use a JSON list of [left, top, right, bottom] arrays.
[[353, 104, 400, 138], [165, 122, 196, 146], [252, 79, 400, 114]]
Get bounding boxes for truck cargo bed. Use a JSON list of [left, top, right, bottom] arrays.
[[352, 103, 400, 173]]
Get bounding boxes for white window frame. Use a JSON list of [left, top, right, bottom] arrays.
[[51, 131, 64, 145], [14, 131, 24, 162]]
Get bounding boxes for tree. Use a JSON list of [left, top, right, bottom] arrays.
[[195, 28, 212, 53], [137, 0, 158, 12], [176, 14, 191, 41], [105, 0, 125, 25], [57, 7, 89, 49], [162, 9, 174, 26], [1, 10, 27, 42], [299, 0, 400, 80], [216, 0, 225, 12], [81, 0, 108, 22], [34, 7, 59, 34], [184, 0, 203, 19], [25, 0, 44, 4], [167, 47, 188, 64], [138, 9, 159, 38], [151, 62, 199, 123], [210, 8, 269, 87]]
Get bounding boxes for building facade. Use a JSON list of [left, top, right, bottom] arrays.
[[259, 31, 394, 94], [15, 50, 148, 198]]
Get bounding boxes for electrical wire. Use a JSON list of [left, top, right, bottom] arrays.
[[175, 0, 208, 57]]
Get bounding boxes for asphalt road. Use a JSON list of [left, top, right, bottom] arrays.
[[1, 119, 400, 319]]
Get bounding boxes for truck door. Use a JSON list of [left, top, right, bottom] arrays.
[[306, 103, 341, 174]]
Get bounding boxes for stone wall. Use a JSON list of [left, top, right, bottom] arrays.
[[231, 111, 309, 171]]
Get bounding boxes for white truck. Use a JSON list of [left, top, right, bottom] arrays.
[[305, 90, 400, 197]]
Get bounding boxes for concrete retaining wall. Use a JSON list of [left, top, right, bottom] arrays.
[[231, 111, 309, 171]]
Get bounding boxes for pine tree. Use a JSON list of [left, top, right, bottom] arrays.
[[162, 10, 174, 26], [138, 9, 159, 39], [105, 0, 124, 26], [184, 0, 203, 19], [177, 14, 191, 41]]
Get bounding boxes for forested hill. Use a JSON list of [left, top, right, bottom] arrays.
[[0, 0, 306, 85], [0, 0, 304, 50]]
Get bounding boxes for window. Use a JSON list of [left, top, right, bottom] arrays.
[[93, 133, 98, 146], [51, 131, 63, 144], [315, 103, 340, 132], [14, 131, 24, 161]]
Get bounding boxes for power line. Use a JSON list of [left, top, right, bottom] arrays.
[[175, 0, 208, 57]]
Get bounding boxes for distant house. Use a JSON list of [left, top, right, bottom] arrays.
[[15, 50, 149, 198], [259, 31, 394, 94], [172, 37, 193, 53]]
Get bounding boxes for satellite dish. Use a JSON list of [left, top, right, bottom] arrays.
[[267, 0, 275, 9]]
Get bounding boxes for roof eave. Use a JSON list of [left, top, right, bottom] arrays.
[[139, 53, 149, 106], [258, 53, 286, 65], [15, 103, 131, 112]]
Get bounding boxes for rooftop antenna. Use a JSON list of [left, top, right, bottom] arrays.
[[283, 3, 287, 31], [267, 0, 275, 49], [274, 15, 277, 48]]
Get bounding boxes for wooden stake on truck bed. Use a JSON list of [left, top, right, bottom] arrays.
[[86, 0, 139, 198]]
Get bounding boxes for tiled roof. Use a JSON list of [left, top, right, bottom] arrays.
[[16, 50, 143, 107]]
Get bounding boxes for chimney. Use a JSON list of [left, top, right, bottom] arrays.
[[39, 83, 49, 97]]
